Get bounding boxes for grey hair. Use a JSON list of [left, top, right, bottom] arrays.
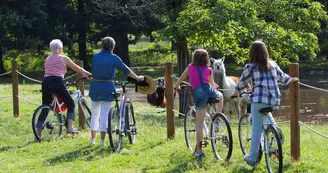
[[101, 37, 115, 51], [49, 39, 63, 53]]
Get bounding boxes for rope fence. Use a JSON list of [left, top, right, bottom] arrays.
[[2, 61, 328, 160], [0, 96, 12, 99], [16, 70, 42, 83], [16, 96, 40, 106], [298, 82, 328, 93], [298, 121, 328, 139], [0, 71, 11, 77], [16, 70, 77, 84]]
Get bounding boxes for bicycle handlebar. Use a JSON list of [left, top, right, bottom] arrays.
[[65, 76, 88, 89]]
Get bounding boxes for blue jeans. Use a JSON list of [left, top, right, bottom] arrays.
[[193, 85, 219, 110], [248, 103, 276, 162]]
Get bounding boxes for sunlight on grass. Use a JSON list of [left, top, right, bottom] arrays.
[[1, 84, 328, 172]]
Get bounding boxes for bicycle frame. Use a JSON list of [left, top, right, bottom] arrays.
[[50, 90, 81, 114], [112, 81, 131, 133], [118, 93, 128, 133], [203, 104, 216, 139], [189, 103, 217, 140]]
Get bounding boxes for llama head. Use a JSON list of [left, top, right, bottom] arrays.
[[157, 78, 165, 87], [211, 56, 226, 74]]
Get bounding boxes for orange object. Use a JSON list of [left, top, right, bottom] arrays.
[[54, 96, 67, 112]]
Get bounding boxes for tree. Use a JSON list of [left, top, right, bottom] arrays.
[[0, 0, 48, 73], [164, 0, 190, 76], [176, 0, 328, 64], [91, 0, 165, 66]]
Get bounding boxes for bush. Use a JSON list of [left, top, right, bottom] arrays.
[[3, 49, 46, 72], [129, 41, 177, 66]]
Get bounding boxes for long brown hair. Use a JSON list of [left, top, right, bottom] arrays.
[[249, 40, 270, 72], [192, 49, 210, 66]]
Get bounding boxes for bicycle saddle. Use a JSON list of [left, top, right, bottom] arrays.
[[207, 98, 220, 104], [110, 93, 120, 99], [259, 107, 274, 114]]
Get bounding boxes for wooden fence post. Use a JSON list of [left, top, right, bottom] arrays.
[[76, 61, 86, 129], [165, 62, 175, 139], [12, 60, 19, 117], [289, 63, 300, 161]]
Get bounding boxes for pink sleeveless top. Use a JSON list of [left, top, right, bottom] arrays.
[[188, 64, 212, 89], [44, 54, 67, 78]]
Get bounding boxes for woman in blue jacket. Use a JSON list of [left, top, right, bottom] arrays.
[[89, 36, 144, 146]]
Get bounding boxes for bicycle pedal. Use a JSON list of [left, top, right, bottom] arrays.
[[201, 140, 209, 147]]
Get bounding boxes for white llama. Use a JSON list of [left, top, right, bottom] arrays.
[[211, 57, 248, 119]]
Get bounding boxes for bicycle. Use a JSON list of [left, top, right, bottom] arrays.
[[182, 85, 233, 161], [107, 77, 140, 152], [32, 77, 91, 141], [237, 92, 283, 173]]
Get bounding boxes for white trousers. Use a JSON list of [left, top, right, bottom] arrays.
[[90, 101, 112, 132]]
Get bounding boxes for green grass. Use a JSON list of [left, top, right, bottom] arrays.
[[1, 84, 328, 172]]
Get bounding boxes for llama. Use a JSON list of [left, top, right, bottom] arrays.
[[147, 78, 166, 108], [211, 57, 249, 119]]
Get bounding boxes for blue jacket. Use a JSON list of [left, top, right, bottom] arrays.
[[89, 50, 131, 101]]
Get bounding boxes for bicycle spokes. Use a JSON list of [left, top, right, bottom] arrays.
[[184, 109, 197, 151], [210, 113, 233, 161], [32, 105, 62, 141], [264, 125, 283, 173]]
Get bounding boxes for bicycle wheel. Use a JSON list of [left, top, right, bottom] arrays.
[[238, 113, 263, 162], [264, 125, 283, 173], [125, 102, 136, 144], [238, 113, 252, 155], [210, 113, 233, 161], [107, 107, 122, 152], [32, 104, 63, 141], [79, 97, 91, 128], [184, 107, 196, 150]]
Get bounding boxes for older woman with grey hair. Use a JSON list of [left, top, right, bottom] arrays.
[[36, 39, 92, 137], [88, 36, 144, 146]]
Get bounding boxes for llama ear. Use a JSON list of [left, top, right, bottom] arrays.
[[221, 56, 225, 62], [210, 57, 215, 65]]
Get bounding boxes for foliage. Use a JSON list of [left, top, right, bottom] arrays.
[[174, 0, 328, 64], [0, 0, 48, 49], [128, 40, 176, 66], [2, 50, 46, 72]]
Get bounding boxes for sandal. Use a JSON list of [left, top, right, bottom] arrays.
[[67, 128, 81, 134]]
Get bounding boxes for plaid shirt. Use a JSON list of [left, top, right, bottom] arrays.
[[235, 61, 291, 106]]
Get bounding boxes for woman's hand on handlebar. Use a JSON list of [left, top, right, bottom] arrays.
[[136, 75, 144, 82], [174, 84, 180, 91], [86, 75, 93, 80]]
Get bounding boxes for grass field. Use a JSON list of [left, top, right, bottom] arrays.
[[1, 83, 328, 172]]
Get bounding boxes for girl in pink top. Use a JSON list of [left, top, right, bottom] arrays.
[[36, 39, 92, 137], [174, 49, 224, 159]]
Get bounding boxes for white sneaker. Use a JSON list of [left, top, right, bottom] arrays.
[[100, 140, 106, 147], [90, 138, 95, 145]]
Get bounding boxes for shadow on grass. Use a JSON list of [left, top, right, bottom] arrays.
[[44, 145, 113, 166], [229, 160, 293, 173], [0, 140, 35, 152]]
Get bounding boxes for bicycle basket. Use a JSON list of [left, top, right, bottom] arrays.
[[54, 96, 67, 112]]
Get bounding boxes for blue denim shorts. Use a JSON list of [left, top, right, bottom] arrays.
[[193, 85, 220, 110]]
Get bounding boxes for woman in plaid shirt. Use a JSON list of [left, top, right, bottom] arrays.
[[231, 40, 298, 167]]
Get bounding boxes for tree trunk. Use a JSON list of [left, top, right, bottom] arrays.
[[176, 37, 190, 76], [0, 46, 6, 74], [176, 37, 192, 117], [112, 31, 130, 67], [77, 0, 90, 70]]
